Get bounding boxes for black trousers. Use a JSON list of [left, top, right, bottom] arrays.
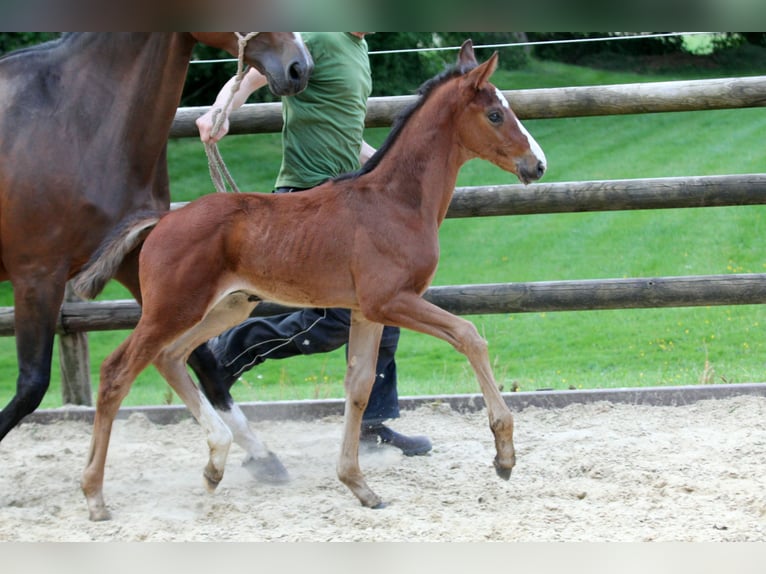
[[214, 307, 401, 423]]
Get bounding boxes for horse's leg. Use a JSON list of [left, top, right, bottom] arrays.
[[0, 276, 65, 440], [80, 250, 145, 518], [180, 291, 287, 484], [336, 312, 386, 508], [81, 331, 156, 521], [118, 239, 268, 485], [370, 293, 516, 478], [120, 253, 282, 482], [152, 350, 233, 492], [188, 343, 288, 483], [188, 355, 285, 483], [221, 402, 289, 483]]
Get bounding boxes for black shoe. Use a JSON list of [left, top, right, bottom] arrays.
[[360, 423, 432, 456]]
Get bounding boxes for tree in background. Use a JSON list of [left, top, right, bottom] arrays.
[[367, 32, 530, 97], [0, 32, 59, 54], [713, 32, 766, 48], [528, 32, 685, 65]]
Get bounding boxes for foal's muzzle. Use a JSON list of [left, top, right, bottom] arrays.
[[518, 159, 547, 185]]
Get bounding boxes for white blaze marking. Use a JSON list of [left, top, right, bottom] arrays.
[[495, 87, 511, 110], [517, 117, 547, 168], [495, 87, 547, 168]]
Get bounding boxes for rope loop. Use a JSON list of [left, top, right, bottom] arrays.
[[205, 32, 260, 193]]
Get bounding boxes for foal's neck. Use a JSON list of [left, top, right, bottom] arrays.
[[368, 86, 466, 223]]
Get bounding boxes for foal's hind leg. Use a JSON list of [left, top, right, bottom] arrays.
[[82, 333, 156, 521], [187, 294, 290, 483], [153, 350, 233, 491], [189, 344, 289, 484], [151, 301, 248, 493]]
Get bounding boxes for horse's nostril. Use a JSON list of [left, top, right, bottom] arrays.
[[288, 62, 301, 80], [536, 161, 546, 178]]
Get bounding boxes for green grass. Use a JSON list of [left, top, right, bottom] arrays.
[[2, 54, 766, 408]]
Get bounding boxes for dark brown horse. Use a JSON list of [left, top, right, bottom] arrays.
[[0, 33, 312, 441], [74, 40, 546, 520]]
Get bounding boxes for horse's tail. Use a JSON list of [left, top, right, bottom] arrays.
[[72, 210, 163, 299]]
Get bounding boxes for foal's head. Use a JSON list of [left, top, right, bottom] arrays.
[[452, 40, 546, 185]]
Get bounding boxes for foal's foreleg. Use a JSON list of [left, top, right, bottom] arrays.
[[337, 313, 386, 508], [372, 294, 516, 478]]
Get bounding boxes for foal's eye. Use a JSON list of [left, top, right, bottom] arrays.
[[487, 110, 504, 125]]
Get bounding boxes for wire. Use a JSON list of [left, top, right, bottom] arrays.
[[190, 32, 714, 65], [369, 32, 711, 55]]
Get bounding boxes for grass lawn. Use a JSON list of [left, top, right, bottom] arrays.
[[1, 52, 766, 408]]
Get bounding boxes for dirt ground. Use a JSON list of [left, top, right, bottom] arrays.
[[1, 395, 764, 542]]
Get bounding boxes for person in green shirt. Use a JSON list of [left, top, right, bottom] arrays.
[[192, 33, 432, 474]]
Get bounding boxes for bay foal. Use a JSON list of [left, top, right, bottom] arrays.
[[74, 40, 546, 520]]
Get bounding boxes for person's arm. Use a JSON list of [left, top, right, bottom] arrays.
[[359, 140, 376, 165], [196, 67, 269, 143]]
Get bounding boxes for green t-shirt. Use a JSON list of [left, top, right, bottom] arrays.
[[275, 32, 372, 189]]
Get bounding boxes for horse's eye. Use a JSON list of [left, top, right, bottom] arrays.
[[487, 110, 503, 125]]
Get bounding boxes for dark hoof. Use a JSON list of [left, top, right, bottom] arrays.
[[493, 457, 513, 480], [243, 452, 291, 484], [371, 500, 388, 509]]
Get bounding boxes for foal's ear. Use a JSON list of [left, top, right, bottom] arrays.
[[467, 51, 499, 90], [457, 39, 477, 68]]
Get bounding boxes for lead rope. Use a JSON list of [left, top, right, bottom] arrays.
[[205, 32, 260, 193]]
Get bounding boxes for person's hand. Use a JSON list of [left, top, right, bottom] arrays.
[[360, 140, 376, 165], [196, 108, 230, 144]]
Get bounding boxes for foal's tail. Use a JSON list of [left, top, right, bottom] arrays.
[[72, 210, 163, 299]]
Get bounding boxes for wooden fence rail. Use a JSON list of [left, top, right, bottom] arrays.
[[3, 274, 766, 337], [165, 174, 766, 217], [169, 75, 766, 138], [446, 173, 766, 217]]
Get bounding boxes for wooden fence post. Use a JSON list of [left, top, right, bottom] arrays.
[[58, 282, 92, 406]]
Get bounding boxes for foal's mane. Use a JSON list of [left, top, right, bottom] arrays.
[[333, 59, 479, 183]]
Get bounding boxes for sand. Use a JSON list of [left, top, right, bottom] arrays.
[[1, 395, 764, 541]]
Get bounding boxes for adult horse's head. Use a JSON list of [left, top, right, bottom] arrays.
[[453, 40, 546, 185], [191, 32, 312, 96]]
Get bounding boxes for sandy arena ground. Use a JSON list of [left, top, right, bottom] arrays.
[[1, 395, 765, 541]]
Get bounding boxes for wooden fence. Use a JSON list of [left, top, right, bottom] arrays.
[[2, 75, 765, 404]]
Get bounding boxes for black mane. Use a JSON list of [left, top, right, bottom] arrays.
[[333, 59, 478, 183]]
